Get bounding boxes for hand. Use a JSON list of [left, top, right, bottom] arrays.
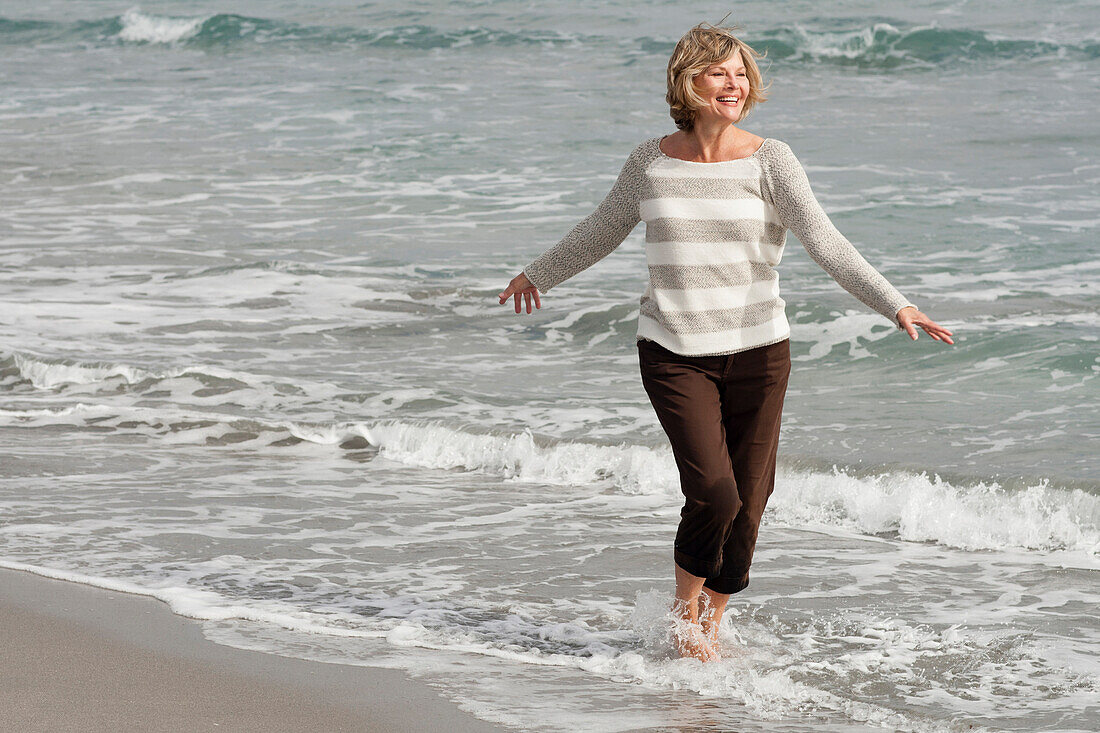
[[498, 272, 542, 314], [897, 306, 954, 344]]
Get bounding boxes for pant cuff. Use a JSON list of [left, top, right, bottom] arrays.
[[702, 572, 749, 596], [674, 549, 721, 579]]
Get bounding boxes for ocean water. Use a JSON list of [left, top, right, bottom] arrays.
[[1, 1, 1097, 731]]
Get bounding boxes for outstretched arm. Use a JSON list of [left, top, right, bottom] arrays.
[[761, 141, 952, 343], [498, 143, 648, 313]]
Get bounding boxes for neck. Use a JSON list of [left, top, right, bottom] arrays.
[[687, 120, 741, 162]]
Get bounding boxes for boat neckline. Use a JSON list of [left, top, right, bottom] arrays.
[[656, 135, 770, 164]]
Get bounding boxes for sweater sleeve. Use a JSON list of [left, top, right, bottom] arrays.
[[761, 141, 916, 328], [521, 143, 646, 294]]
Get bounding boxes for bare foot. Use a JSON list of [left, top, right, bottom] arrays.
[[697, 590, 730, 651], [699, 613, 720, 649], [696, 597, 721, 650], [673, 619, 720, 662]]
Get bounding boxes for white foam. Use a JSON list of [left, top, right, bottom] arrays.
[[13, 352, 175, 389], [9, 352, 266, 392], [117, 8, 209, 45], [327, 588, 979, 732], [0, 559, 384, 639], [0, 403, 109, 419], [769, 468, 1100, 558], [356, 420, 1100, 560], [362, 420, 676, 495], [3, 552, 1083, 733], [790, 310, 894, 360], [793, 22, 911, 62], [2, 388, 1094, 562]]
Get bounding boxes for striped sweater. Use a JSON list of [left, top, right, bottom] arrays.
[[522, 136, 916, 357]]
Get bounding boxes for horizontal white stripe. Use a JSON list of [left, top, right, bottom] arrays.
[[649, 278, 781, 313], [645, 241, 784, 267], [648, 157, 763, 179], [640, 197, 779, 225], [637, 313, 791, 357]]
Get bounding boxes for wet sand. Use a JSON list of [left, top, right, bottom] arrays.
[[0, 567, 502, 732]]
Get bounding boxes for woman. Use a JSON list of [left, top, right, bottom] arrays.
[[497, 23, 953, 662]]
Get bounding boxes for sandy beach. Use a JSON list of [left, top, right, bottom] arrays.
[[1, 3, 1095, 730], [0, 567, 502, 732]]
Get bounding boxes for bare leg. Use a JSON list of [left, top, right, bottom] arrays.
[[698, 587, 731, 648], [673, 564, 719, 662]]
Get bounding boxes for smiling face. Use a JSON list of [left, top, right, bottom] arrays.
[[666, 24, 769, 131], [692, 50, 749, 125]]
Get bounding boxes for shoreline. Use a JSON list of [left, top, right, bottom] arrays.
[[0, 566, 502, 732]]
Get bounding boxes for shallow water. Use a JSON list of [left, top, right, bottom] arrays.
[[1, 1, 1097, 731]]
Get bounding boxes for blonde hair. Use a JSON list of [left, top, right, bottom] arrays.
[[666, 22, 770, 131]]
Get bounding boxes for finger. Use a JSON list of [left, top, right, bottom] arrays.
[[498, 285, 513, 303], [906, 323, 918, 340], [524, 292, 532, 314], [533, 289, 541, 309], [513, 292, 521, 314], [922, 323, 955, 345], [922, 318, 953, 336]]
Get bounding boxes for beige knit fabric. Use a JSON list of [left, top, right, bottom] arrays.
[[522, 137, 915, 356]]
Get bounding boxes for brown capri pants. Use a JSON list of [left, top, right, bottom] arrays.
[[637, 337, 791, 595]]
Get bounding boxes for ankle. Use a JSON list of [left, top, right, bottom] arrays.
[[671, 598, 700, 624]]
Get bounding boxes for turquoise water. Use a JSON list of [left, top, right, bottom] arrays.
[[0, 2, 1097, 731]]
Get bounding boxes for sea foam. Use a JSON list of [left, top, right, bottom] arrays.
[[358, 420, 1100, 560], [117, 8, 208, 45]]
